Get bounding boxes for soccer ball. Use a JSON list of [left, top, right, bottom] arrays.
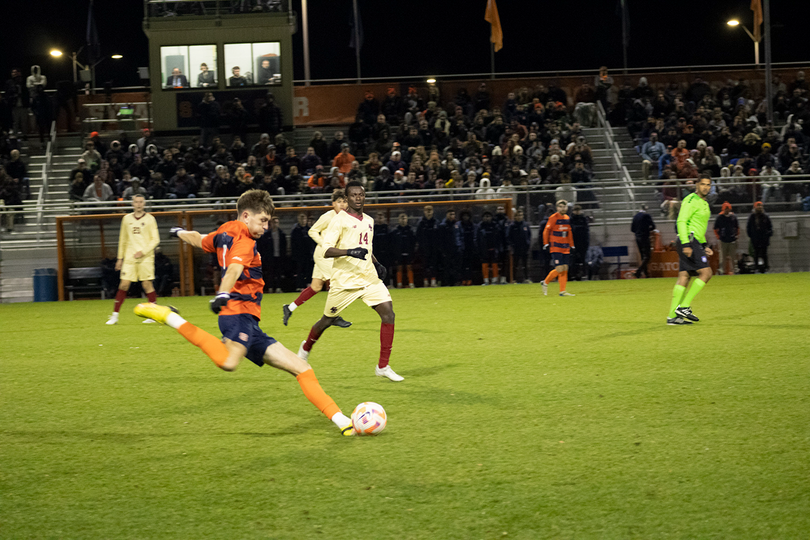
[[351, 402, 387, 435]]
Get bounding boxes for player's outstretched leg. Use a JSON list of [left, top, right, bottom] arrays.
[[373, 301, 403, 382], [133, 303, 236, 370], [262, 342, 353, 436], [558, 270, 575, 296]]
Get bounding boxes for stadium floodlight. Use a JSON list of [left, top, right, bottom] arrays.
[[111, 54, 123, 60], [426, 78, 436, 84], [50, 49, 63, 57], [726, 18, 759, 65]]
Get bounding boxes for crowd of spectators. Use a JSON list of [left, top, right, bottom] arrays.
[[622, 72, 810, 212], [0, 132, 29, 233], [64, 81, 602, 210]]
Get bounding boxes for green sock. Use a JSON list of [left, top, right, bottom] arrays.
[[668, 284, 687, 318], [681, 278, 707, 308]]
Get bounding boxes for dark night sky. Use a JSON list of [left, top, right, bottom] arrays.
[[2, 0, 808, 88]]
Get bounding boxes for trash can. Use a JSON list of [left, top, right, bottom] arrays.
[[33, 268, 58, 302]]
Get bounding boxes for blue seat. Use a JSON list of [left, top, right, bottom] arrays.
[[602, 246, 629, 275]]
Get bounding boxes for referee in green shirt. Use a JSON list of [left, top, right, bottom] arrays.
[[667, 173, 714, 325]]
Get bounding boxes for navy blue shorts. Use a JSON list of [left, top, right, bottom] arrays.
[[552, 252, 571, 266], [218, 314, 277, 367]]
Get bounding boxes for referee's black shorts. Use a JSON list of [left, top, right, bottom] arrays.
[[676, 238, 709, 276]]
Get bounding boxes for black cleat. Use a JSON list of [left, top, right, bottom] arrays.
[[667, 317, 693, 325], [332, 316, 352, 328], [282, 304, 293, 326], [675, 306, 699, 322]]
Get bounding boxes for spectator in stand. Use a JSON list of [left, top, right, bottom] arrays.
[[281, 145, 301, 175], [228, 98, 249, 144], [299, 146, 321, 175], [391, 213, 416, 288], [477, 211, 501, 285], [783, 160, 805, 202], [0, 165, 22, 232], [197, 63, 215, 87], [122, 179, 147, 200], [257, 216, 287, 293], [198, 93, 221, 148], [285, 165, 304, 195], [631, 204, 656, 279], [385, 150, 407, 175], [257, 93, 283, 140], [714, 202, 739, 275], [438, 209, 459, 286], [168, 165, 198, 199], [309, 131, 329, 165], [586, 243, 604, 280], [81, 140, 102, 170], [381, 87, 404, 123], [148, 173, 168, 200], [357, 91, 380, 125], [328, 132, 346, 161], [331, 143, 355, 175], [760, 162, 783, 203], [67, 170, 89, 201], [641, 132, 667, 180], [747, 201, 773, 273], [5, 149, 28, 199], [594, 66, 614, 108], [5, 68, 29, 138], [83, 174, 114, 204], [348, 115, 371, 156], [230, 136, 248, 163], [475, 177, 495, 200]]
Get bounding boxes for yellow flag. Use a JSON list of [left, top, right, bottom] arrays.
[[485, 0, 503, 52]]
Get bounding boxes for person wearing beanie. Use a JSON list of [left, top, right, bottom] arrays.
[[746, 202, 773, 273], [713, 202, 739, 275]]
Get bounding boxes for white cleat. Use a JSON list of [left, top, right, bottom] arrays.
[[559, 291, 576, 296], [106, 312, 119, 325], [541, 281, 548, 296], [142, 318, 157, 324], [297, 340, 310, 361], [375, 365, 404, 382]]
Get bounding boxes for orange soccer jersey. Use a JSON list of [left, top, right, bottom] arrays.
[[201, 220, 264, 319], [543, 212, 574, 254]]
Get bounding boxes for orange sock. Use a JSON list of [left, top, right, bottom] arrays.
[[407, 266, 414, 285], [397, 268, 403, 285], [481, 264, 490, 280], [177, 322, 229, 368], [544, 269, 559, 284], [559, 270, 568, 292], [296, 368, 340, 418], [492, 263, 499, 279]]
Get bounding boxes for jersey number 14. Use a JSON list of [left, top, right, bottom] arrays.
[[359, 232, 369, 245]]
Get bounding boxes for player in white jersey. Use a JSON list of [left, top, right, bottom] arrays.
[[298, 181, 403, 381], [106, 194, 160, 325], [282, 190, 351, 329]]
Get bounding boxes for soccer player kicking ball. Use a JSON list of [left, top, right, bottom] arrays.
[[541, 200, 576, 297], [133, 190, 355, 436], [667, 173, 713, 325], [282, 190, 351, 329], [107, 194, 160, 325], [298, 181, 403, 382]]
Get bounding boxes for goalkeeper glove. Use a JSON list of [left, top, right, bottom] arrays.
[[169, 226, 186, 238], [375, 262, 387, 281], [209, 292, 230, 314], [346, 247, 368, 260]]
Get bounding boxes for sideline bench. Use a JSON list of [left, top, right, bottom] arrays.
[[66, 267, 106, 301]]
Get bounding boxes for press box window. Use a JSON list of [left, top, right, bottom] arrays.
[[223, 42, 281, 87], [160, 45, 217, 89]]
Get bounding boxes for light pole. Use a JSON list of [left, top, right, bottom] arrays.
[[50, 49, 121, 93], [727, 19, 760, 66]]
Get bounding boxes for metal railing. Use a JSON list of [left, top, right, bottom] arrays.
[[144, 0, 290, 19], [34, 121, 58, 241], [597, 101, 636, 212]]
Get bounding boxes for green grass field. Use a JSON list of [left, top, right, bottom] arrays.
[[2, 274, 809, 539]]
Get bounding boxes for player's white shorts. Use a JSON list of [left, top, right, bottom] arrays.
[[323, 281, 391, 317], [120, 256, 155, 282], [312, 245, 333, 281]]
